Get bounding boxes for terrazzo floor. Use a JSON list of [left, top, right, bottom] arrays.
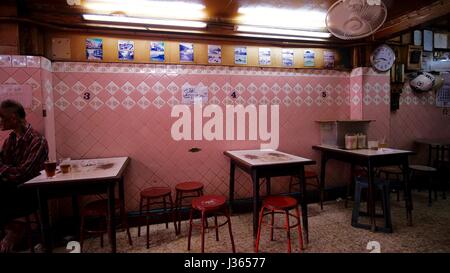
[[63, 191, 450, 253]]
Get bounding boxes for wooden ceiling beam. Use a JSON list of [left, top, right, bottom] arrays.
[[374, 0, 450, 40]]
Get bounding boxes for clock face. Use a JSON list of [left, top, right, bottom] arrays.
[[371, 45, 396, 72]]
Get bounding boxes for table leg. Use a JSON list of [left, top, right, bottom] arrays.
[[37, 189, 52, 253], [402, 158, 413, 226], [107, 184, 116, 253], [428, 144, 432, 166], [229, 162, 235, 212], [298, 165, 309, 244], [266, 177, 271, 196], [367, 161, 376, 232], [71, 194, 80, 240], [251, 169, 259, 238]]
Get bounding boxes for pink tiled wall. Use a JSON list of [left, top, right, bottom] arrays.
[[0, 56, 48, 145], [391, 83, 450, 163], [52, 62, 352, 210], [2, 57, 449, 213]]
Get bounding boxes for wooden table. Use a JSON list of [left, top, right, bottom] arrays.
[[312, 145, 414, 232], [415, 138, 450, 165], [21, 157, 130, 253], [224, 149, 315, 242]]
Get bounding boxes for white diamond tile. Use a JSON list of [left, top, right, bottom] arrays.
[[259, 96, 269, 105], [222, 83, 233, 94], [315, 84, 323, 94], [209, 82, 220, 94], [45, 96, 53, 111], [106, 82, 120, 95], [122, 96, 136, 110], [122, 81, 135, 95], [235, 83, 245, 94], [235, 96, 246, 105], [352, 83, 361, 93], [89, 97, 104, 110], [383, 95, 390, 105], [55, 97, 70, 111], [305, 96, 314, 106], [222, 97, 234, 105], [54, 81, 69, 95], [24, 77, 40, 91], [44, 80, 52, 94], [152, 81, 165, 95], [352, 95, 361, 105], [283, 96, 292, 106], [167, 82, 179, 94], [364, 96, 372, 105], [374, 83, 382, 93], [136, 82, 150, 95], [137, 96, 151, 109], [335, 96, 343, 106], [259, 83, 270, 94], [373, 95, 382, 105], [208, 96, 220, 105], [106, 97, 120, 110], [294, 96, 303, 106], [168, 96, 181, 107], [153, 96, 165, 109], [247, 96, 257, 105], [88, 81, 103, 95], [271, 83, 281, 94], [72, 81, 86, 95], [283, 83, 292, 94], [271, 97, 281, 105], [72, 97, 87, 111], [247, 83, 257, 94], [305, 84, 313, 94]]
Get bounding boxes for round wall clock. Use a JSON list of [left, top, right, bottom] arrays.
[[370, 44, 396, 72]]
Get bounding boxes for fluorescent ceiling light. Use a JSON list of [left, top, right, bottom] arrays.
[[238, 7, 327, 30], [235, 33, 329, 42], [82, 14, 207, 28], [237, 25, 331, 38], [84, 23, 147, 30], [84, 0, 205, 20]]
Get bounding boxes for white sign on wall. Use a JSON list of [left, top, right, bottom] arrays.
[[182, 84, 208, 104], [0, 84, 33, 108]]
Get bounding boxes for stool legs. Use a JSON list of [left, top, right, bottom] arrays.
[[187, 207, 235, 253], [255, 206, 302, 253]]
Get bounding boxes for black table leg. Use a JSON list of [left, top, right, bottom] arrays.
[[402, 158, 413, 226], [71, 194, 80, 240], [367, 161, 376, 232], [266, 177, 271, 195], [229, 162, 235, 212], [251, 169, 259, 238], [37, 189, 52, 253], [107, 184, 116, 253], [298, 165, 309, 244]]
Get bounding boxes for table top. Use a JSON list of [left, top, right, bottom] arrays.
[[22, 157, 130, 188], [415, 138, 450, 146], [312, 145, 414, 157], [224, 149, 314, 167]]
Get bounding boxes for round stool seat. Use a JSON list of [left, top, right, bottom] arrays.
[[410, 165, 437, 172], [192, 195, 226, 212], [175, 181, 204, 192], [379, 166, 402, 174], [304, 170, 317, 178], [140, 187, 171, 198], [263, 196, 298, 210], [82, 199, 121, 216]]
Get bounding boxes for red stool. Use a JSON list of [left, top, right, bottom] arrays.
[[187, 195, 235, 253], [255, 195, 303, 253], [79, 199, 132, 251], [138, 187, 177, 248], [289, 170, 323, 210], [175, 181, 204, 234]]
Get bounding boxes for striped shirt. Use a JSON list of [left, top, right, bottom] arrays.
[[0, 124, 49, 185]]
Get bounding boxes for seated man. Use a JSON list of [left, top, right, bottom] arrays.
[[0, 100, 49, 252]]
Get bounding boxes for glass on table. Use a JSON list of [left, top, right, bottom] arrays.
[[59, 157, 72, 174], [44, 160, 57, 177]]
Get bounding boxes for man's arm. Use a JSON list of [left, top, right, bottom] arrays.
[[0, 137, 48, 184]]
